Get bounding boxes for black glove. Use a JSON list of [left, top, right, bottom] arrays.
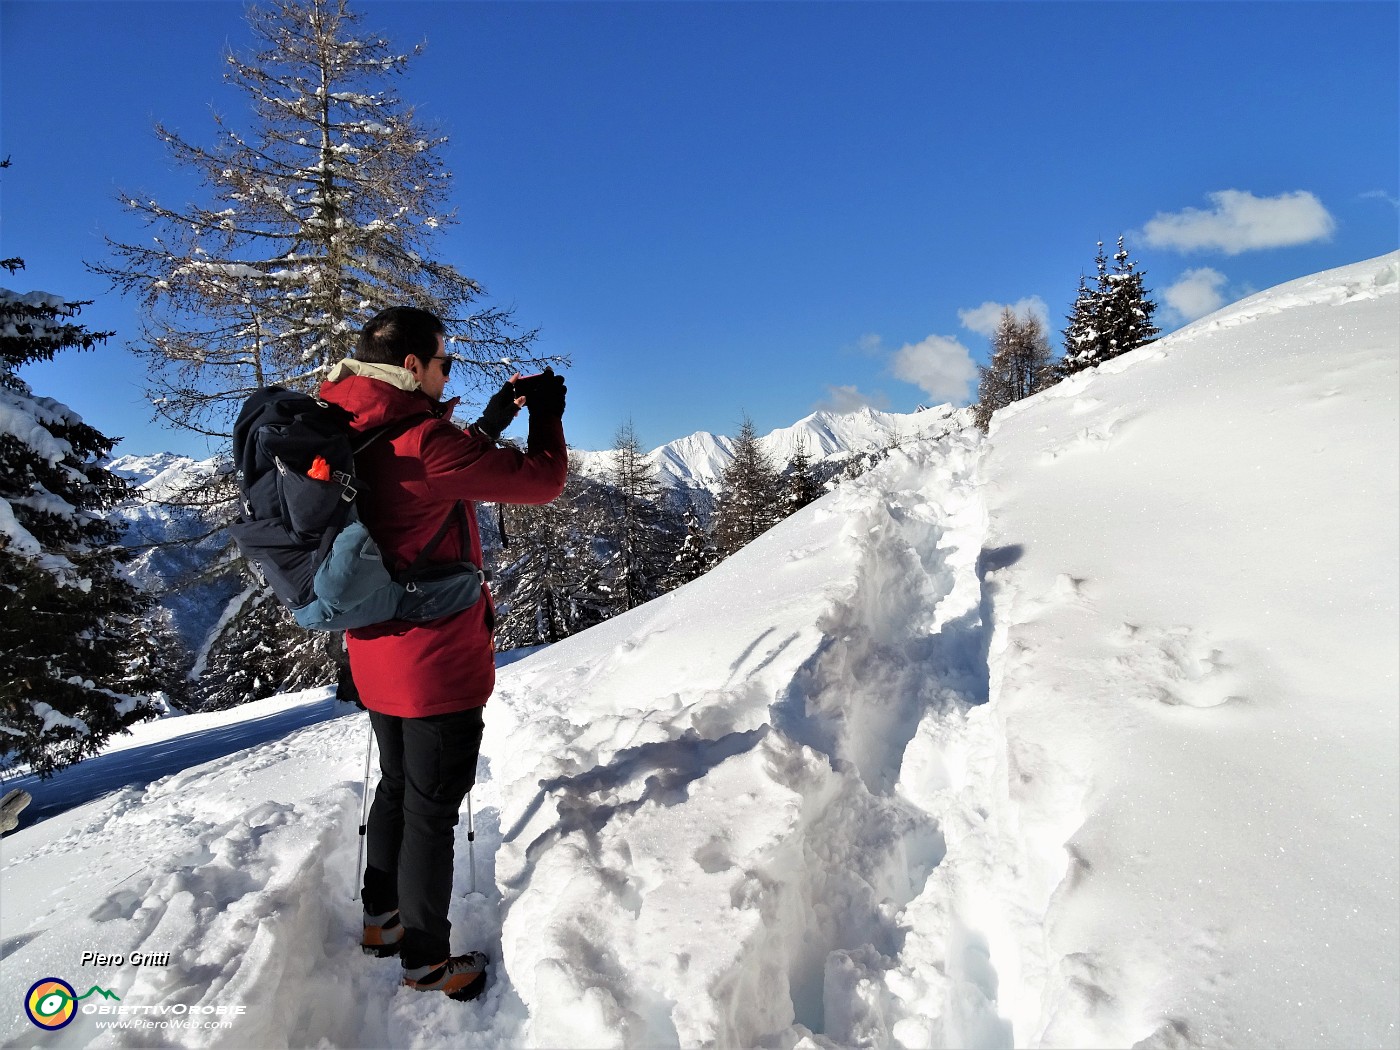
[[335, 660, 365, 710], [475, 379, 522, 439], [515, 366, 567, 418]]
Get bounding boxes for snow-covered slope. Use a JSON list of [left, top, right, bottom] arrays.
[[966, 252, 1400, 1048], [0, 253, 1395, 1049]]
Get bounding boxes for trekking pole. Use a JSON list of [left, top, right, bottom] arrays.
[[466, 789, 477, 895], [353, 721, 375, 901]]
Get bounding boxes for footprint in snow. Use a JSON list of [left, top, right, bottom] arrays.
[[1113, 624, 1246, 709], [1039, 414, 1134, 463], [1016, 573, 1093, 623]]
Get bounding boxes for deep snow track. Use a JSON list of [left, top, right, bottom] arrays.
[[777, 428, 1001, 1048], [485, 422, 1016, 1049]]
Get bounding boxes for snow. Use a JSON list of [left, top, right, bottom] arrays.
[[13, 486, 79, 521], [0, 496, 44, 558], [29, 703, 92, 739], [0, 288, 70, 311], [1, 253, 1397, 1048], [972, 252, 1399, 1048], [111, 409, 959, 652], [0, 495, 79, 579], [178, 262, 266, 281], [0, 688, 348, 825], [0, 387, 78, 465], [0, 287, 80, 341]]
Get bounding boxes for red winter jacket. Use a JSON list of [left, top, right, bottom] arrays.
[[319, 362, 567, 718]]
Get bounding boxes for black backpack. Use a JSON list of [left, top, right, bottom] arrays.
[[227, 387, 486, 631]]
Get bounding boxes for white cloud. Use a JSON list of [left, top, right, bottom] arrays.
[[817, 384, 890, 413], [1141, 189, 1335, 255], [890, 335, 978, 405], [957, 296, 1050, 337], [1360, 189, 1400, 211], [1163, 267, 1230, 324], [852, 333, 885, 356]]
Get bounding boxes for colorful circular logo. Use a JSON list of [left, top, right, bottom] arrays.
[[25, 978, 77, 1030]]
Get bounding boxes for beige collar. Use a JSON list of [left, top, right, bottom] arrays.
[[325, 358, 420, 392]]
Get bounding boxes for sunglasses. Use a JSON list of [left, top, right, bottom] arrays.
[[429, 354, 454, 377]]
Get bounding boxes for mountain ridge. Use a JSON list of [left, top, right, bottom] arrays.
[[110, 403, 964, 499]]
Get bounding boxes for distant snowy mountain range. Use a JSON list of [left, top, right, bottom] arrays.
[[106, 451, 200, 489], [107, 404, 964, 651], [573, 403, 963, 490], [111, 402, 963, 499]]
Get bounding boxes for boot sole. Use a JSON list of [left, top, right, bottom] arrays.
[[361, 941, 402, 958]]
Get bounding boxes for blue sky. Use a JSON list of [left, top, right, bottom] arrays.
[[3, 1, 1397, 460]]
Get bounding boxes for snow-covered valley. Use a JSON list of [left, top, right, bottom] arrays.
[[1, 253, 1396, 1049]]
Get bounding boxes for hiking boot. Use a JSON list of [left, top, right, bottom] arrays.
[[361, 908, 403, 958], [403, 952, 489, 1001]]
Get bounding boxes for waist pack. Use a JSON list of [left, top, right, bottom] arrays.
[[228, 387, 487, 632]]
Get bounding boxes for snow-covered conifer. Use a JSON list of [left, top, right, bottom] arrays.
[[0, 256, 166, 775], [1060, 244, 1109, 376], [712, 415, 783, 558], [1062, 238, 1159, 376], [783, 435, 823, 514], [603, 422, 674, 613], [1101, 236, 1161, 359], [193, 586, 333, 709], [665, 503, 718, 590]]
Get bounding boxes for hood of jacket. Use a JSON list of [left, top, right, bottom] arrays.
[[319, 358, 459, 432]]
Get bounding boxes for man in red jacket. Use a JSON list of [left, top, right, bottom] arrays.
[[319, 306, 567, 1001]]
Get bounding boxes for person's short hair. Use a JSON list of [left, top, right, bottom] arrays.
[[355, 307, 446, 366]]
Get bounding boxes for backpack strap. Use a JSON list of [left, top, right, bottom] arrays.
[[343, 408, 435, 457], [405, 500, 471, 574], [352, 413, 485, 581]]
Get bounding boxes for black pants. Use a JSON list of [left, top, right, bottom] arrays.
[[362, 706, 485, 969]]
